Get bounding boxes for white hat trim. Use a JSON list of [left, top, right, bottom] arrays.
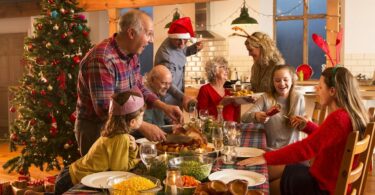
[[168, 33, 191, 39]]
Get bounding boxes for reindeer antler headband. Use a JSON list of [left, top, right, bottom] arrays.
[[312, 28, 344, 67]]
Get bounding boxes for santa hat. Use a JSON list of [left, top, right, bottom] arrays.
[[109, 90, 144, 115], [168, 17, 195, 39]]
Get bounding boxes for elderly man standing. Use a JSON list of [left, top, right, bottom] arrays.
[[155, 17, 203, 107], [75, 10, 183, 155]]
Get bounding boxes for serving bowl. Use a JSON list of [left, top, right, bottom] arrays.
[[107, 174, 162, 195], [168, 155, 214, 181]]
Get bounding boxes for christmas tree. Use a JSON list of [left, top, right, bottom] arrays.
[[3, 0, 92, 175]]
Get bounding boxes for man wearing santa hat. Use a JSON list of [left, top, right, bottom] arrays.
[[155, 17, 203, 108]]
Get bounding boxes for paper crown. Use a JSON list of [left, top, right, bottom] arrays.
[[168, 17, 195, 39], [109, 92, 144, 115]]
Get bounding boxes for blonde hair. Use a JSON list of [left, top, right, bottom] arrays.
[[205, 56, 229, 83], [245, 32, 285, 66], [267, 65, 297, 115], [101, 91, 144, 137], [322, 67, 369, 137]]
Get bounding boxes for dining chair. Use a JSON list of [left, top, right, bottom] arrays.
[[334, 121, 375, 195], [311, 101, 327, 125]]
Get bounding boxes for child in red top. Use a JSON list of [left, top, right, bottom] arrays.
[[238, 67, 369, 195]]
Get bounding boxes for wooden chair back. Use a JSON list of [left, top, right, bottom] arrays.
[[311, 101, 327, 125], [334, 121, 375, 195]]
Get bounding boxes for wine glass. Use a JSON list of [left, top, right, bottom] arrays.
[[199, 109, 209, 121], [140, 142, 157, 173], [211, 126, 224, 158], [223, 121, 237, 145]]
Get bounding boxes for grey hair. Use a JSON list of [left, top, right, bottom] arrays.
[[118, 9, 148, 35], [205, 56, 228, 83]]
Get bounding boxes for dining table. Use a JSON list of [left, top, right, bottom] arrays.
[[63, 123, 269, 195]]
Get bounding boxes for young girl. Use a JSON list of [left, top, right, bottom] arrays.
[[242, 65, 306, 149], [27, 90, 144, 195], [238, 67, 369, 195]]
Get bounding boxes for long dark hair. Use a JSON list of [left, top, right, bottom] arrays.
[[101, 91, 144, 137], [322, 67, 368, 136]]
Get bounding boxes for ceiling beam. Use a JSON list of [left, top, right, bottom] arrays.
[[77, 0, 222, 11]]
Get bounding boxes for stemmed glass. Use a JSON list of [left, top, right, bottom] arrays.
[[223, 121, 237, 145], [140, 142, 157, 173], [199, 109, 209, 121], [211, 126, 224, 158]]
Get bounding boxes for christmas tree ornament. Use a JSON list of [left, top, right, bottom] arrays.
[[69, 38, 75, 44], [53, 24, 59, 30], [42, 136, 48, 142], [68, 73, 72, 79], [72, 55, 80, 64], [57, 72, 66, 89], [51, 10, 59, 18], [60, 8, 66, 14], [46, 42, 52, 48], [47, 85, 53, 91], [10, 133, 18, 141], [60, 100, 65, 105], [77, 25, 83, 31], [40, 90, 46, 96], [9, 106, 16, 113], [30, 136, 36, 142], [48, 0, 54, 3], [27, 44, 33, 51], [36, 23, 43, 30], [31, 90, 37, 96], [61, 33, 67, 39], [47, 101, 53, 108], [64, 143, 70, 149], [30, 118, 36, 126], [69, 111, 77, 122], [70, 9, 75, 14], [52, 60, 59, 66], [36, 57, 45, 65], [82, 30, 89, 37]]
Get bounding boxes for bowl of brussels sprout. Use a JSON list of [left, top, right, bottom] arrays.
[[168, 155, 213, 181]]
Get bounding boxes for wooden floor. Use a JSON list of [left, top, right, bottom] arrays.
[[0, 141, 374, 194]]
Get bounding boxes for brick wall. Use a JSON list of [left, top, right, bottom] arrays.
[[185, 39, 253, 85], [344, 53, 375, 80]]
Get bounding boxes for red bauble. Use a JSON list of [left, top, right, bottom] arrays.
[[52, 60, 59, 66], [82, 30, 89, 37], [36, 23, 43, 30], [30, 119, 36, 126], [61, 33, 67, 39], [72, 56, 80, 64], [9, 106, 16, 113], [28, 44, 33, 51], [10, 133, 18, 141], [50, 129, 57, 137], [69, 111, 77, 122], [60, 100, 65, 105], [47, 102, 53, 108], [31, 90, 36, 95], [48, 0, 54, 3], [40, 90, 46, 96]]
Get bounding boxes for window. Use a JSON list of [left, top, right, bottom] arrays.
[[274, 0, 341, 79]]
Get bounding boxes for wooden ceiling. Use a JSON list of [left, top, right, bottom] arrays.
[[0, 0, 221, 18]]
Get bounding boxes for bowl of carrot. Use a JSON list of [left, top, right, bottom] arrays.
[[180, 175, 200, 195]]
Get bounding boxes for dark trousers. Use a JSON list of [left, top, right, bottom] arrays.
[[281, 163, 329, 195], [43, 166, 73, 195], [74, 119, 103, 156]]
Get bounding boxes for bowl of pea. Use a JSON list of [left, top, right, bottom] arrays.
[[168, 155, 213, 181]]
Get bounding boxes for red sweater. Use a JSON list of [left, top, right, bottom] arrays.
[[264, 109, 352, 194], [197, 84, 240, 122]]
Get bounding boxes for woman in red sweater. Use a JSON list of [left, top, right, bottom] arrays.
[[197, 56, 240, 121], [238, 66, 369, 195]]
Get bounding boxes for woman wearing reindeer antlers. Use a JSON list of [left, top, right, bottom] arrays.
[[231, 28, 284, 93]]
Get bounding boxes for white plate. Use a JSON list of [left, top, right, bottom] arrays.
[[135, 138, 154, 144], [208, 170, 266, 187], [81, 171, 135, 189], [235, 147, 265, 158]]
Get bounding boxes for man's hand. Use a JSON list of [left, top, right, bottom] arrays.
[[182, 96, 197, 112], [154, 100, 183, 123], [138, 122, 166, 142], [196, 41, 203, 52]]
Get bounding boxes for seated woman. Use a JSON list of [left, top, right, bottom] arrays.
[[238, 66, 369, 195], [197, 56, 240, 122], [241, 65, 306, 149]]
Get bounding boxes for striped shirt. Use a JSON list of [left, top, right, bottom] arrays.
[[76, 34, 158, 121]]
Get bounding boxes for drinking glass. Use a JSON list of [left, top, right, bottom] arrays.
[[223, 121, 237, 144], [199, 109, 209, 121], [222, 145, 237, 164], [212, 126, 224, 158], [140, 142, 157, 173]]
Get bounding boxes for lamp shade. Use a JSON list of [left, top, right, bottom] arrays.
[[231, 3, 258, 25]]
